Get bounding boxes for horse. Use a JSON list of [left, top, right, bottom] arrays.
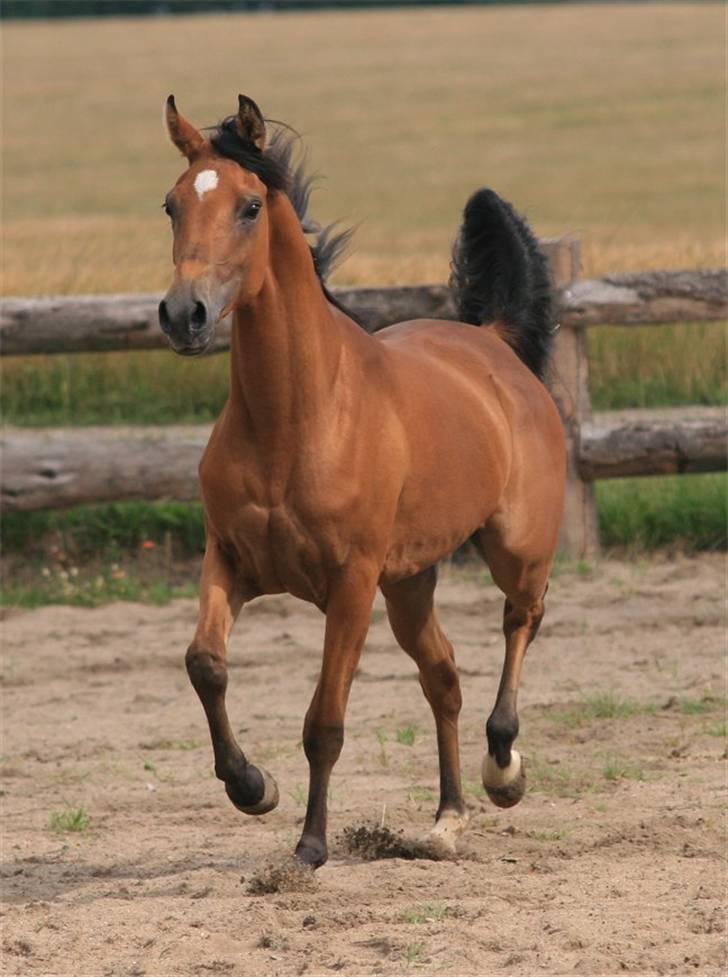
[[159, 94, 565, 868]]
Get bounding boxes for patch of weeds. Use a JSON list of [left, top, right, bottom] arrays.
[[603, 755, 645, 782], [402, 942, 425, 965], [527, 829, 568, 843], [139, 738, 202, 751], [49, 807, 90, 833], [462, 777, 486, 799], [678, 696, 717, 715], [553, 692, 654, 727], [396, 724, 418, 746], [576, 560, 594, 577], [289, 784, 307, 806], [528, 757, 583, 798], [705, 720, 727, 738], [376, 729, 389, 768], [408, 785, 436, 805], [399, 903, 449, 924], [1, 561, 198, 609]]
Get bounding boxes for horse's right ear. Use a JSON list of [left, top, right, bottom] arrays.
[[164, 95, 208, 161]]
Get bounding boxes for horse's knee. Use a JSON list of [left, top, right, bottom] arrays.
[[186, 643, 227, 695], [303, 722, 344, 768], [503, 597, 545, 642]]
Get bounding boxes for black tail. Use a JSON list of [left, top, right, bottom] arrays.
[[449, 188, 556, 380]]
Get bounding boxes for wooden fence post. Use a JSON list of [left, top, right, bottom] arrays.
[[545, 237, 601, 559]]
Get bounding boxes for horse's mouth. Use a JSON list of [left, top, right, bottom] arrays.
[[167, 331, 216, 357]]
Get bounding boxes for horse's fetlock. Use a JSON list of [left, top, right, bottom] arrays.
[[486, 709, 519, 762], [186, 644, 227, 694]]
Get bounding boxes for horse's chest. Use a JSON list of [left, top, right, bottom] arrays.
[[215, 501, 335, 606]]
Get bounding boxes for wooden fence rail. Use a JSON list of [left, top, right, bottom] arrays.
[[2, 408, 724, 515], [1, 243, 726, 557], [0, 268, 725, 356]]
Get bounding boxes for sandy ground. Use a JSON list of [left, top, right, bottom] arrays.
[[1, 555, 726, 977]]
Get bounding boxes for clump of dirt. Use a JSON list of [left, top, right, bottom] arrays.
[[245, 857, 317, 895], [340, 823, 452, 862]]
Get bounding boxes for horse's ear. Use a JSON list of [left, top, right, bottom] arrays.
[[236, 94, 266, 151], [164, 95, 207, 161]]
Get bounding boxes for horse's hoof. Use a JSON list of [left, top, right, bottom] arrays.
[[294, 834, 328, 869], [225, 765, 279, 815], [427, 809, 469, 857], [482, 749, 526, 809]]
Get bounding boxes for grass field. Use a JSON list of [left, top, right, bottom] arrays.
[[3, 3, 723, 293], [1, 4, 725, 595]]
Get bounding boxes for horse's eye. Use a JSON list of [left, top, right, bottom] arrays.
[[241, 200, 262, 221], [162, 200, 173, 218]]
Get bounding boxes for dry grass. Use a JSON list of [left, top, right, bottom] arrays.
[[2, 3, 724, 296]]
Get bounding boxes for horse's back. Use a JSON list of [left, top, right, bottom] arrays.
[[376, 317, 561, 443]]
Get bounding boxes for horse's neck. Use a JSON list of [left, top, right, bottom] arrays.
[[228, 196, 344, 440]]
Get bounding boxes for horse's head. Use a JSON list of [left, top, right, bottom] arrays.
[[159, 95, 271, 355]]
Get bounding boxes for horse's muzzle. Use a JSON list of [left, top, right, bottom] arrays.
[[159, 283, 216, 356]]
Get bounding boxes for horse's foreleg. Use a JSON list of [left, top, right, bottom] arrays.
[[186, 538, 278, 815], [382, 567, 467, 853], [295, 563, 379, 868]]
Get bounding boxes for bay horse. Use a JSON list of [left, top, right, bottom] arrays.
[[159, 95, 565, 868]]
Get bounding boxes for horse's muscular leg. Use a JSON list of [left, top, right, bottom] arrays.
[[295, 563, 379, 868], [186, 537, 278, 814], [382, 567, 467, 853]]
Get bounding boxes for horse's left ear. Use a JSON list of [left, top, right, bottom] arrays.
[[236, 94, 266, 151], [164, 95, 208, 162]]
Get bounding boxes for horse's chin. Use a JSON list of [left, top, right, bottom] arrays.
[[168, 331, 215, 357]]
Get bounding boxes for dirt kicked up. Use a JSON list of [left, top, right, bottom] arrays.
[[1, 555, 725, 977]]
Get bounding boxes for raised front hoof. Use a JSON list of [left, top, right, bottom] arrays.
[[225, 765, 279, 816], [482, 749, 526, 810], [294, 834, 328, 870]]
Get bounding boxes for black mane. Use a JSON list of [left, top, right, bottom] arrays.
[[210, 116, 359, 323]]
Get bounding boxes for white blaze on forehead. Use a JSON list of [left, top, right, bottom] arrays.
[[193, 169, 219, 200]]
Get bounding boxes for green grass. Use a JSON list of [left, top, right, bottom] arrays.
[[0, 568, 198, 609], [553, 692, 655, 727], [3, 319, 724, 427], [589, 322, 727, 411], [602, 756, 646, 782], [705, 720, 727, 738], [49, 807, 90, 833], [1, 500, 205, 558], [399, 904, 449, 925], [596, 473, 727, 551], [396, 725, 418, 746]]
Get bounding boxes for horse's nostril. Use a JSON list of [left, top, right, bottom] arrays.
[[158, 300, 172, 335], [191, 301, 207, 332]]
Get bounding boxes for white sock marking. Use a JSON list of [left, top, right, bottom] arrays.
[[194, 169, 219, 200], [482, 749, 522, 788]]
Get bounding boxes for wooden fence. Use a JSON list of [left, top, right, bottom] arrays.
[[1, 239, 726, 557]]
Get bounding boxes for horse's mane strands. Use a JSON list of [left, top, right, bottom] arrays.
[[209, 115, 354, 291]]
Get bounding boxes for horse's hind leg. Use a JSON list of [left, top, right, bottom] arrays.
[[382, 566, 467, 853], [473, 527, 550, 809]]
